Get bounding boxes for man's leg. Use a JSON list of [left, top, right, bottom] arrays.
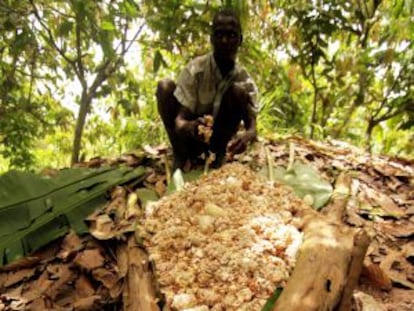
[[156, 79, 206, 169], [209, 84, 249, 167], [156, 79, 188, 169]]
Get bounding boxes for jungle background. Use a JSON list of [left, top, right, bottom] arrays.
[[0, 0, 413, 173]]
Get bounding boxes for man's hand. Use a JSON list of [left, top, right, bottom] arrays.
[[177, 117, 210, 142], [228, 131, 256, 155]]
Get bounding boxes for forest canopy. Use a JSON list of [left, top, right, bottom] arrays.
[[0, 0, 413, 172]]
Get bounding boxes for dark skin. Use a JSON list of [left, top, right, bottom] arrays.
[[175, 15, 257, 155]]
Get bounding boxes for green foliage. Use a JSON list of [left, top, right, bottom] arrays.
[[0, 0, 413, 173], [262, 287, 283, 311], [271, 162, 333, 210]]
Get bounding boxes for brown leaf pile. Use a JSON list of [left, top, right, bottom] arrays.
[[0, 184, 147, 311], [1, 135, 413, 310], [0, 232, 121, 311]]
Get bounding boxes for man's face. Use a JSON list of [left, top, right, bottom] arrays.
[[211, 15, 242, 62]]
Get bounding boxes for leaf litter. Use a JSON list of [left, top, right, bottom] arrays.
[[0, 135, 413, 310]]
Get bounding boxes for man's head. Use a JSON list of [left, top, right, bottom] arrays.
[[210, 8, 243, 62]]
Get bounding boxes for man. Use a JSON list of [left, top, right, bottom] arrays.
[[156, 8, 258, 170]]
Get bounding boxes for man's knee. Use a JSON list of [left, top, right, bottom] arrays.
[[156, 78, 179, 129], [221, 84, 249, 116], [156, 78, 176, 100], [223, 84, 249, 107]]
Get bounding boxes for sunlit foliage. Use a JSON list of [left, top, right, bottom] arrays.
[[0, 0, 412, 172]]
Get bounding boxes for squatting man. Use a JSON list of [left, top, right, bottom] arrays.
[[156, 8, 258, 170]]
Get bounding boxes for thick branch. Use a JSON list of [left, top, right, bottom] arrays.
[[121, 236, 159, 311], [337, 229, 371, 311]]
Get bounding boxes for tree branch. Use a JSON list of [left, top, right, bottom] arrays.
[[44, 4, 75, 18], [29, 0, 80, 78], [75, 18, 87, 89], [372, 69, 403, 119]]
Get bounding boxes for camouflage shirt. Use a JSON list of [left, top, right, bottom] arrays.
[[174, 53, 258, 118]]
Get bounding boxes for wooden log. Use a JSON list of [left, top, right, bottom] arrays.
[[273, 173, 370, 311], [122, 235, 159, 311], [337, 229, 371, 311]]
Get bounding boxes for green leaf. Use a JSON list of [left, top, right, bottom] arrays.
[[14, 31, 30, 51], [167, 169, 204, 194], [98, 30, 115, 59], [172, 168, 185, 191], [123, 0, 139, 17], [101, 20, 116, 31], [153, 50, 163, 73], [135, 188, 159, 209], [57, 20, 74, 37], [267, 162, 333, 209], [153, 49, 168, 73], [262, 287, 283, 311]]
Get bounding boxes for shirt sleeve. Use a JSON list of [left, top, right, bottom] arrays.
[[173, 63, 198, 114]]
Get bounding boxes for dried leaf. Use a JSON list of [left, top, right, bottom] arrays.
[[354, 291, 386, 311], [143, 145, 161, 156], [57, 231, 84, 260], [8, 299, 27, 311], [380, 250, 414, 290], [45, 264, 75, 299], [110, 186, 127, 199], [92, 267, 119, 290], [73, 295, 101, 310], [27, 297, 47, 311], [380, 221, 414, 238], [0, 257, 41, 272], [23, 270, 53, 301], [145, 171, 159, 184], [2, 284, 23, 300], [74, 249, 105, 271], [54, 284, 77, 307], [403, 242, 414, 260], [0, 272, 6, 288], [75, 275, 96, 299], [105, 197, 127, 223], [116, 244, 128, 279], [406, 205, 414, 215], [359, 185, 405, 218], [119, 153, 142, 166], [109, 280, 124, 299], [88, 214, 115, 240], [361, 264, 392, 291], [4, 268, 36, 287], [126, 192, 141, 219], [155, 179, 166, 197]]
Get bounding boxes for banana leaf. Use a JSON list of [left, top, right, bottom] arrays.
[[0, 166, 146, 266]]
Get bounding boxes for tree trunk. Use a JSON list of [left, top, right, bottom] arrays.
[[365, 119, 376, 153], [333, 73, 367, 138], [71, 90, 90, 165], [309, 64, 319, 139]]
